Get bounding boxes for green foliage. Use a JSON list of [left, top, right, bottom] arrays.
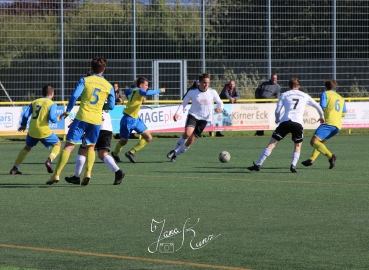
[[344, 77, 369, 97]]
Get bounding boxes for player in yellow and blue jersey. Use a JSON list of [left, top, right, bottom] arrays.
[[46, 56, 115, 186], [10, 85, 61, 175], [111, 76, 165, 163], [301, 79, 346, 169]]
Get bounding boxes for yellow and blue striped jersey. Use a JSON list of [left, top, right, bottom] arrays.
[[21, 97, 58, 139], [320, 90, 346, 129], [123, 87, 163, 119], [66, 74, 115, 125]]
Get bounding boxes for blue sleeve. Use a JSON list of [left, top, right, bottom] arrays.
[[48, 103, 58, 123], [342, 101, 347, 113], [320, 92, 327, 110], [66, 77, 85, 112], [105, 88, 115, 110], [20, 104, 32, 126], [144, 89, 162, 96], [124, 88, 132, 98]]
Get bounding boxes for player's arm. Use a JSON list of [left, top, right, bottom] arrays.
[[48, 103, 59, 123], [174, 93, 191, 121], [213, 91, 224, 113], [143, 88, 165, 96], [63, 77, 85, 118], [309, 98, 325, 123], [319, 92, 327, 110], [274, 96, 283, 123], [19, 103, 33, 131], [103, 88, 115, 110]]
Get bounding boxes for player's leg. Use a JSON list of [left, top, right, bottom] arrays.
[[10, 137, 34, 175], [42, 133, 61, 173], [47, 119, 86, 184], [112, 115, 130, 162], [80, 124, 100, 185], [124, 119, 149, 163], [65, 144, 86, 185], [289, 122, 304, 172], [248, 122, 289, 171], [174, 119, 207, 161]]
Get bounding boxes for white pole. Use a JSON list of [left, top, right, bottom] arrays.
[[0, 81, 15, 106]]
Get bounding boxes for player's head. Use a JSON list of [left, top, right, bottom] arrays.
[[324, 79, 337, 90], [136, 76, 149, 90], [198, 73, 210, 91], [42, 85, 54, 97], [288, 77, 300, 90], [91, 56, 107, 74]]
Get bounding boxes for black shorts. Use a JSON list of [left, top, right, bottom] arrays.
[[272, 120, 304, 143], [81, 130, 113, 151], [185, 114, 208, 138]]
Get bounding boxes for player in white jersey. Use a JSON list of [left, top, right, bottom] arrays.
[[166, 73, 223, 162], [247, 77, 324, 172]]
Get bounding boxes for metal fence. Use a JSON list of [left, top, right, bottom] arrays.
[[0, 0, 368, 102]]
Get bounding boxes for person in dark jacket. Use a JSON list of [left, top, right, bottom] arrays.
[[254, 74, 280, 136]]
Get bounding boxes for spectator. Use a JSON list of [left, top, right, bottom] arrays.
[[113, 83, 123, 104], [254, 74, 280, 136], [217, 80, 241, 137]]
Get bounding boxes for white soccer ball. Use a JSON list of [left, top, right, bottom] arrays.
[[219, 151, 231, 163]]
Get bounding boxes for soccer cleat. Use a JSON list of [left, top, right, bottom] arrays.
[[290, 164, 298, 173], [111, 152, 122, 162], [301, 159, 313, 167], [329, 154, 337, 169], [65, 175, 81, 185], [167, 150, 175, 159], [247, 162, 260, 171], [113, 169, 125, 185], [45, 158, 53, 173], [46, 176, 59, 185], [170, 155, 177, 162], [125, 151, 136, 163], [81, 176, 90, 186], [9, 166, 22, 175]]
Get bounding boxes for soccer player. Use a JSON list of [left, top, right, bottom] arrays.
[[10, 85, 61, 175], [65, 109, 125, 185], [111, 76, 165, 163], [247, 77, 324, 173], [301, 79, 346, 169], [46, 56, 115, 186], [166, 73, 223, 162]]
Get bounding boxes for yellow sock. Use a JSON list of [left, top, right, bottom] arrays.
[[133, 138, 148, 153], [53, 150, 70, 177], [15, 149, 29, 165], [49, 144, 61, 162], [113, 142, 123, 155], [312, 141, 332, 159], [84, 149, 95, 177], [310, 149, 320, 161]]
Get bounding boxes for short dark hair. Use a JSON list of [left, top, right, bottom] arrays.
[[91, 56, 107, 74], [288, 77, 300, 89], [42, 85, 54, 96], [324, 79, 337, 90], [199, 73, 210, 82], [136, 76, 148, 87]]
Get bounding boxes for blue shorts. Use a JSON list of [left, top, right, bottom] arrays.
[[26, 133, 59, 149], [119, 114, 147, 139], [314, 124, 340, 140], [66, 119, 100, 145]]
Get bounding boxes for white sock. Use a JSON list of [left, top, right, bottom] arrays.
[[174, 136, 187, 151], [104, 155, 120, 172], [257, 148, 271, 166], [291, 151, 300, 166], [75, 154, 86, 177], [176, 144, 190, 156]]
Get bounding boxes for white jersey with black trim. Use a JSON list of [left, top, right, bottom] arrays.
[[275, 89, 323, 125], [101, 110, 113, 131], [175, 88, 223, 121]]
